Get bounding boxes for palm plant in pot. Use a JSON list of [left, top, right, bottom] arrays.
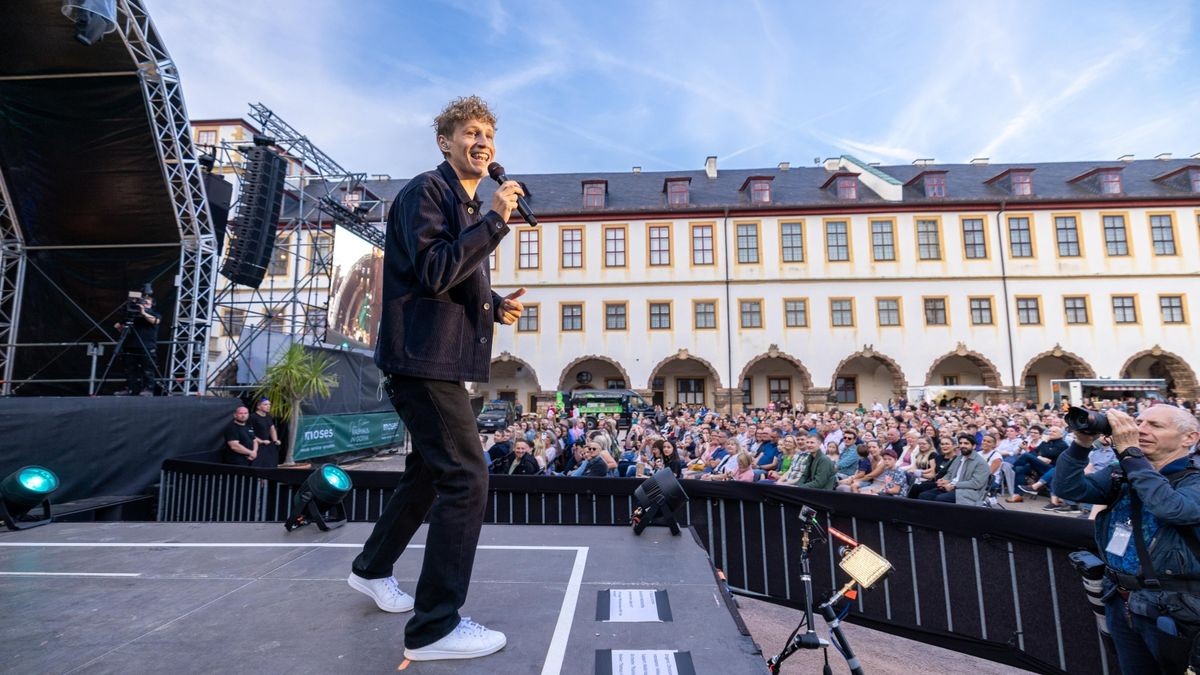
[[254, 343, 336, 466]]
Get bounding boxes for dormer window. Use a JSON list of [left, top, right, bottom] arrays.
[[582, 180, 606, 208], [836, 177, 857, 200], [1099, 170, 1122, 194], [1190, 168, 1200, 192], [1011, 171, 1032, 196], [343, 189, 362, 208], [924, 173, 946, 197], [664, 178, 690, 206], [739, 176, 774, 204]]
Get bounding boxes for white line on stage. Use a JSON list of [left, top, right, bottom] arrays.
[[0, 571, 142, 577]]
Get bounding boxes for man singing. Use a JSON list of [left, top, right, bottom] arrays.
[[346, 96, 526, 662]]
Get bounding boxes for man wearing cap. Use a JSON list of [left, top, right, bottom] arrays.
[[917, 434, 990, 505]]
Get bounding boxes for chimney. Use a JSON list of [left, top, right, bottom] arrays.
[[823, 157, 841, 171], [970, 157, 989, 166], [632, 166, 641, 174], [1118, 154, 1134, 162], [913, 158, 935, 167], [704, 156, 717, 179], [777, 161, 790, 171], [1155, 153, 1172, 161], [867, 162, 881, 167]]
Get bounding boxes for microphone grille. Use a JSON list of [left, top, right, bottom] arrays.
[[487, 162, 505, 182]]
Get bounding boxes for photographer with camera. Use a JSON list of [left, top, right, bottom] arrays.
[[112, 293, 160, 396], [1056, 405, 1200, 674]]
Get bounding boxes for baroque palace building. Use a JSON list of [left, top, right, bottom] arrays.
[[193, 116, 1198, 412]]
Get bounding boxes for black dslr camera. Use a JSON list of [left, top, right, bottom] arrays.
[[1065, 406, 1112, 436]]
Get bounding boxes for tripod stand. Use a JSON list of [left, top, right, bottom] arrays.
[[767, 508, 864, 675], [95, 302, 162, 396]]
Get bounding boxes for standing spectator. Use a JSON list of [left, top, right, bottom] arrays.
[[222, 406, 257, 466], [249, 397, 280, 468]]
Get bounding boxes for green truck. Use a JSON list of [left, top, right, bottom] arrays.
[[560, 389, 653, 430]]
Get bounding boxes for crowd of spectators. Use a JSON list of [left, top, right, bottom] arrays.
[[483, 395, 1200, 512]]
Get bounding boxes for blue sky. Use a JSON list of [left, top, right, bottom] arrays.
[[149, 0, 1199, 178]]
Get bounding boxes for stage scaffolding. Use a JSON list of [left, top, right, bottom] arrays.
[[205, 103, 384, 389], [0, 0, 218, 396]]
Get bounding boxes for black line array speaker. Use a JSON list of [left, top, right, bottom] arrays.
[[219, 147, 287, 288]]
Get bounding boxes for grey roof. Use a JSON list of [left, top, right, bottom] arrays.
[[274, 158, 1200, 224]]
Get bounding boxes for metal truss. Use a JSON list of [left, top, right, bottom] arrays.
[[116, 0, 218, 395], [206, 103, 384, 388], [0, 167, 27, 396]]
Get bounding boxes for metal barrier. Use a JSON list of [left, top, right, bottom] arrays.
[[158, 459, 1105, 675]]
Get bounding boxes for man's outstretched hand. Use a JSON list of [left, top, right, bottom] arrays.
[[499, 287, 527, 325]]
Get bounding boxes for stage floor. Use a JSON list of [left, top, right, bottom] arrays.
[[0, 522, 766, 674]]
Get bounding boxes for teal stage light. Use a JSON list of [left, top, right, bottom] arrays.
[[285, 464, 352, 532], [1, 466, 60, 530]]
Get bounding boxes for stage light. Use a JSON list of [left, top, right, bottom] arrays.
[[285, 464, 352, 532], [62, 0, 117, 46], [1, 466, 60, 531], [631, 468, 689, 536]]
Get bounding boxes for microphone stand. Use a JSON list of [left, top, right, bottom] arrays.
[[767, 514, 865, 675]]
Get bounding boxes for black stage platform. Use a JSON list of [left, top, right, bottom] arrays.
[[0, 523, 766, 674]]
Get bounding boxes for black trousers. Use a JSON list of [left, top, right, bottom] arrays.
[[351, 374, 488, 649], [122, 349, 156, 394]]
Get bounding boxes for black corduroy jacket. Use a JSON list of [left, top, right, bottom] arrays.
[[374, 162, 510, 382]]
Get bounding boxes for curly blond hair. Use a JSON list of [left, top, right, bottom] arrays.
[[434, 95, 497, 142]]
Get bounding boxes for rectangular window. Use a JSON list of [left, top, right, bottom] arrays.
[[649, 302, 671, 330], [605, 303, 626, 330], [1064, 296, 1089, 324], [197, 129, 217, 147], [780, 222, 804, 262], [649, 225, 671, 266], [962, 218, 987, 258], [941, 375, 959, 386], [741, 377, 753, 406], [834, 377, 857, 404], [561, 303, 583, 331], [676, 378, 704, 405], [583, 183, 605, 208], [871, 220, 896, 261], [825, 221, 849, 261], [1012, 172, 1033, 196], [923, 298, 947, 326], [1008, 217, 1033, 257], [736, 223, 759, 263], [269, 236, 290, 275], [1055, 215, 1081, 257], [917, 219, 941, 260], [1103, 215, 1129, 256], [877, 298, 901, 326], [667, 180, 689, 206], [604, 227, 626, 267], [311, 234, 333, 271], [836, 177, 857, 200], [606, 379, 626, 390], [691, 224, 714, 265], [768, 377, 791, 403], [1161, 296, 1185, 324], [1150, 214, 1177, 255], [1099, 171, 1122, 194], [740, 300, 763, 328], [970, 297, 993, 325], [561, 228, 582, 268], [1112, 296, 1137, 324], [694, 301, 716, 329], [223, 308, 246, 336], [784, 299, 807, 327], [925, 174, 946, 198], [1191, 169, 1200, 193], [518, 229, 540, 269], [517, 305, 539, 332], [1017, 297, 1041, 325], [750, 180, 771, 204], [489, 250, 497, 271], [830, 299, 854, 327]]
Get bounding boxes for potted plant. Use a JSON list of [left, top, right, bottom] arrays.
[[255, 343, 336, 466]]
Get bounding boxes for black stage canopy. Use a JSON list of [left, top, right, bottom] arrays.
[[0, 1, 184, 395]]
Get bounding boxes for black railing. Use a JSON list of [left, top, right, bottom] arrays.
[[159, 458, 1105, 675]]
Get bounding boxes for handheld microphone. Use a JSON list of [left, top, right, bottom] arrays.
[[487, 162, 538, 227]]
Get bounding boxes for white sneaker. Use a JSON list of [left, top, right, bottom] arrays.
[[403, 617, 506, 662], [347, 573, 414, 613]]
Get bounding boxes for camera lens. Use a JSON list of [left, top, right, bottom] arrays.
[[1065, 407, 1112, 436]]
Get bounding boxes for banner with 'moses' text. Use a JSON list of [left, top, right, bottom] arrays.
[[293, 412, 405, 461]]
